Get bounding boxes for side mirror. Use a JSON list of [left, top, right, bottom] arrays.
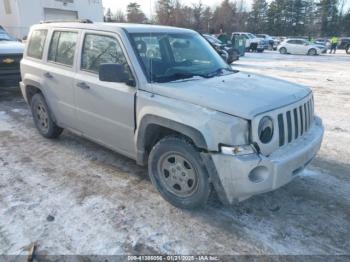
[[99, 63, 131, 84]]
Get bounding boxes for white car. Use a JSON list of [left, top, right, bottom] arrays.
[[278, 39, 322, 55]]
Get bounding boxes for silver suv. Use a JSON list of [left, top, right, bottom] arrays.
[[20, 21, 324, 209]]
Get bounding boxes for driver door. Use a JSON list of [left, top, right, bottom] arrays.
[[74, 31, 136, 157]]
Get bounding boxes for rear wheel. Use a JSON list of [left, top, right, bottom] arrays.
[[308, 48, 317, 56], [279, 47, 287, 54], [148, 136, 211, 209], [31, 93, 63, 138], [346, 45, 350, 54]]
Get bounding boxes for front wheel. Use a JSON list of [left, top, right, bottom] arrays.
[[148, 136, 211, 209], [279, 47, 287, 54], [346, 46, 350, 54], [31, 93, 63, 138], [308, 48, 317, 56]]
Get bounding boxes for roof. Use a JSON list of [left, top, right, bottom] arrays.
[[32, 22, 194, 34]]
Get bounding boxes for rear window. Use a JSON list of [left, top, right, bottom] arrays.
[[48, 31, 78, 66], [27, 30, 48, 59]]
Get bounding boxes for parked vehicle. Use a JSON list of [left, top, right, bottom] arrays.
[[338, 37, 350, 51], [21, 22, 324, 209], [270, 37, 281, 50], [278, 39, 323, 55], [315, 38, 330, 47], [0, 27, 24, 84], [232, 32, 265, 52], [203, 34, 239, 64], [256, 34, 275, 50]]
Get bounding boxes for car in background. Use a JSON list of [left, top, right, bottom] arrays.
[[256, 34, 276, 50], [278, 39, 322, 55], [203, 34, 239, 64], [0, 27, 24, 85], [315, 38, 330, 47], [338, 37, 350, 52], [232, 32, 265, 52]]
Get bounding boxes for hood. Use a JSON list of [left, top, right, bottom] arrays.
[[0, 41, 24, 54], [150, 72, 310, 120], [313, 44, 325, 49]]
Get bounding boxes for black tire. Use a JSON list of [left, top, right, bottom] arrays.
[[279, 47, 287, 54], [308, 48, 317, 56], [148, 136, 211, 209], [346, 46, 350, 54], [31, 93, 63, 139]]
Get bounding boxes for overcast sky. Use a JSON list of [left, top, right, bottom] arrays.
[[102, 0, 254, 17]]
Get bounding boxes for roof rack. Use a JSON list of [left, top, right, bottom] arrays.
[[40, 19, 93, 24]]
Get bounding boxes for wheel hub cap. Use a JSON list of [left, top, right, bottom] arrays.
[[158, 153, 198, 198], [36, 103, 49, 130]]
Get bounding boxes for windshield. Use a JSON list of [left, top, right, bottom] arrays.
[[248, 33, 256, 39], [130, 32, 234, 83], [0, 29, 16, 41], [205, 35, 223, 45]]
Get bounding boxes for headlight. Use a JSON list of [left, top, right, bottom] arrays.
[[258, 116, 274, 144], [221, 145, 256, 156]]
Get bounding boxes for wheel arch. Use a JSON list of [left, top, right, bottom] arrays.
[[22, 77, 44, 105], [136, 115, 208, 166]]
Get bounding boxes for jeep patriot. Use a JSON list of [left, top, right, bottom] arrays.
[[20, 21, 324, 209]]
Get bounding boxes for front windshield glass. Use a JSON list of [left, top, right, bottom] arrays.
[[248, 33, 256, 39], [0, 30, 16, 41], [130, 32, 234, 83], [206, 35, 222, 45]]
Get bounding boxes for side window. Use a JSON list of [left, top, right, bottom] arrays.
[[27, 30, 48, 59], [81, 34, 128, 73], [48, 31, 78, 66]]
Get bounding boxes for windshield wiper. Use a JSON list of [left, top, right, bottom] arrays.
[[204, 67, 235, 78], [154, 72, 209, 83]]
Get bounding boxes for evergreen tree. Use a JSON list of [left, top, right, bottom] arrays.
[[316, 0, 339, 36], [126, 2, 147, 23], [247, 0, 269, 33]]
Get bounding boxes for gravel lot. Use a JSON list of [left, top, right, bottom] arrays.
[[0, 51, 349, 257]]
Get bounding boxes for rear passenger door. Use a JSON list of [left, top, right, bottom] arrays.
[[74, 31, 136, 157], [44, 29, 80, 129]]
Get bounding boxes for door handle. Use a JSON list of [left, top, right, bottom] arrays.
[[44, 72, 54, 79], [77, 82, 90, 90]]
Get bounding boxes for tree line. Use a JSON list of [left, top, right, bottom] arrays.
[[104, 0, 350, 37]]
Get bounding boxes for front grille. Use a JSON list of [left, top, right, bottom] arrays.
[[277, 96, 314, 147]]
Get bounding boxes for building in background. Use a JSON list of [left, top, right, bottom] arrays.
[[0, 0, 103, 39]]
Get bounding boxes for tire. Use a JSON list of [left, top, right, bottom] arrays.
[[148, 136, 211, 209], [308, 48, 317, 56], [31, 93, 63, 139], [279, 47, 287, 54], [346, 46, 350, 54]]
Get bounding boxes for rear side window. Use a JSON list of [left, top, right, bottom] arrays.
[[27, 30, 48, 59], [81, 34, 127, 73], [48, 31, 78, 66]]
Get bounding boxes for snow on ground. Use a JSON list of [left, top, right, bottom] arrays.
[[0, 51, 349, 257]]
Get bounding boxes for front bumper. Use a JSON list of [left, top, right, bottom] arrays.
[[208, 117, 324, 204]]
